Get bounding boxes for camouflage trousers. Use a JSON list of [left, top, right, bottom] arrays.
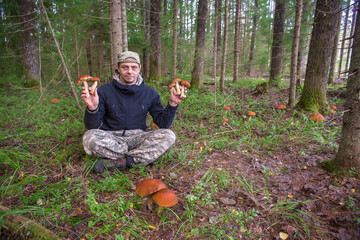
[[82, 129, 176, 165]]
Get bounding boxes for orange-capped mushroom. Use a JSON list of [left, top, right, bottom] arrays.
[[224, 106, 231, 111], [309, 113, 325, 122], [276, 104, 286, 110], [76, 75, 93, 98], [330, 105, 337, 110], [89, 77, 100, 95], [135, 179, 167, 210], [179, 80, 190, 98], [168, 78, 182, 96], [151, 188, 178, 214]]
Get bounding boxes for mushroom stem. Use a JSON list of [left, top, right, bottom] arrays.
[[180, 86, 185, 99], [90, 81, 98, 95], [175, 81, 181, 95], [157, 206, 164, 214], [83, 81, 90, 98], [147, 196, 153, 211]]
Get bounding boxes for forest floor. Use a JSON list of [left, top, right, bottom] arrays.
[[0, 78, 359, 240]]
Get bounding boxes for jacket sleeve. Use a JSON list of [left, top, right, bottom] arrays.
[[84, 93, 106, 130], [149, 93, 178, 129]]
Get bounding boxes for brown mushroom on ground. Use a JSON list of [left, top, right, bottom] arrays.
[[76, 75, 93, 98], [179, 80, 190, 99], [135, 179, 167, 210], [89, 77, 100, 95], [168, 78, 182, 96], [151, 188, 178, 214]]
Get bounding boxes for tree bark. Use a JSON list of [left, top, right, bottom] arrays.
[[345, 4, 357, 76], [18, 0, 40, 83], [86, 37, 92, 76], [288, 0, 302, 109], [171, 0, 178, 79], [109, 0, 123, 71], [121, 0, 128, 51], [269, 0, 286, 87], [247, 0, 258, 77], [215, 0, 222, 73], [191, 0, 208, 88], [335, 0, 360, 169], [233, 0, 241, 82], [296, 0, 341, 112], [338, 0, 350, 79], [143, 0, 150, 80], [149, 0, 162, 81], [328, 5, 342, 84], [220, 0, 229, 92]]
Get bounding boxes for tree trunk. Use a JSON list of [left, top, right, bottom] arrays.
[[345, 4, 357, 76], [109, 0, 123, 71], [178, 0, 184, 74], [328, 5, 342, 84], [74, 28, 80, 79], [149, 0, 162, 82], [220, 0, 229, 92], [18, 0, 40, 83], [296, 0, 341, 112], [247, 0, 258, 77], [121, 0, 128, 51], [269, 0, 286, 87], [171, 0, 178, 79], [233, 0, 241, 82], [338, 0, 350, 79], [0, 205, 61, 240], [86, 37, 92, 76], [335, 0, 360, 169], [288, 0, 302, 109], [215, 0, 222, 74], [191, 0, 208, 88], [143, 0, 150, 80]]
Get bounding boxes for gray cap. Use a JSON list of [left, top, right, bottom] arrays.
[[117, 51, 141, 65]]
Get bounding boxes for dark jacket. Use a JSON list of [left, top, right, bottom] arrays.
[[84, 79, 177, 131]]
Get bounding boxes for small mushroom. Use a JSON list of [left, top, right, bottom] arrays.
[[179, 80, 190, 98], [151, 188, 178, 214], [246, 111, 256, 120], [89, 77, 100, 95], [168, 78, 182, 96], [276, 104, 286, 110], [76, 75, 93, 98], [222, 117, 229, 126], [309, 113, 325, 122], [135, 179, 167, 210], [330, 105, 337, 110], [224, 106, 231, 111]]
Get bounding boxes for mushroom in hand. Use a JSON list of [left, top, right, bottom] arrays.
[[76, 75, 93, 98], [135, 179, 167, 210], [179, 80, 190, 99], [89, 77, 100, 95], [168, 78, 182, 96], [151, 188, 178, 214]]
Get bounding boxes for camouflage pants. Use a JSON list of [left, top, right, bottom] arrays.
[[82, 129, 176, 165]]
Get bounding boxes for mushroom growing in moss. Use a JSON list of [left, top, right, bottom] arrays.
[[246, 111, 256, 120], [135, 179, 167, 210]]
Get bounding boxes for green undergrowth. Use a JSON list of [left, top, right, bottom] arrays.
[[0, 75, 352, 239]]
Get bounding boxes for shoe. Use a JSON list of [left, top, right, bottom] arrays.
[[93, 158, 127, 173]]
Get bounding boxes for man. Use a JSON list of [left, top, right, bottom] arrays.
[[80, 51, 185, 172]]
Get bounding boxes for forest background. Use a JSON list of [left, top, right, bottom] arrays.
[[0, 0, 360, 239]]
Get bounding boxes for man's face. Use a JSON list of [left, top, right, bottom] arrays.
[[117, 62, 141, 85]]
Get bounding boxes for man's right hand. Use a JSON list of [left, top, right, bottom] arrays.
[[80, 86, 99, 110]]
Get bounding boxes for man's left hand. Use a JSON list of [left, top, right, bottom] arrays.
[[169, 86, 187, 106]]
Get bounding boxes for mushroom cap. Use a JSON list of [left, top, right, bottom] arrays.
[[76, 75, 93, 85], [151, 188, 178, 207], [224, 106, 231, 110], [168, 78, 182, 89], [246, 111, 256, 116], [180, 80, 191, 88], [309, 113, 325, 122], [330, 105, 337, 110], [222, 118, 229, 122], [135, 179, 167, 196], [276, 104, 286, 110], [90, 77, 100, 82]]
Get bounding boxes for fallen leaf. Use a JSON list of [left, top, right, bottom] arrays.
[[279, 232, 289, 239]]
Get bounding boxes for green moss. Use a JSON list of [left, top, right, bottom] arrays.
[[296, 87, 329, 113]]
